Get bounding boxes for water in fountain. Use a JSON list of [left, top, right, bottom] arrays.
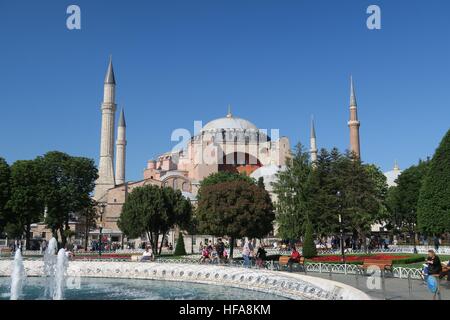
[[10, 249, 26, 300], [43, 237, 58, 299], [53, 248, 68, 300]]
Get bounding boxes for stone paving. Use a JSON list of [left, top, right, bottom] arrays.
[[308, 272, 450, 300]]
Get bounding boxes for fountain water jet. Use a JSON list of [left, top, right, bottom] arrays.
[[10, 249, 26, 300], [53, 248, 68, 300], [43, 237, 58, 299]]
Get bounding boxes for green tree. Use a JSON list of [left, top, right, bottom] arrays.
[[257, 177, 265, 189], [196, 179, 274, 258], [174, 232, 187, 256], [40, 152, 98, 247], [307, 148, 343, 236], [418, 130, 450, 235], [302, 220, 317, 258], [76, 198, 98, 251], [118, 185, 192, 254], [7, 160, 45, 249], [339, 152, 381, 251], [272, 143, 312, 240], [364, 164, 389, 222], [386, 160, 429, 242], [200, 171, 255, 189], [0, 158, 10, 235]]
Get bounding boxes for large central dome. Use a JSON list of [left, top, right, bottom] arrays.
[[201, 110, 258, 132]]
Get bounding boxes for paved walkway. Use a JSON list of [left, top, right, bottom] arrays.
[[308, 272, 450, 300]]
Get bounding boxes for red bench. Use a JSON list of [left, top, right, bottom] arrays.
[[360, 259, 393, 273]]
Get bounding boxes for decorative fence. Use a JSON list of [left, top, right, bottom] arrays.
[[263, 246, 450, 256], [153, 257, 424, 280]]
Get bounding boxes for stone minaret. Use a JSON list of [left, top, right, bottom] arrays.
[[310, 116, 318, 165], [348, 76, 361, 158], [94, 57, 117, 200], [115, 108, 127, 185]]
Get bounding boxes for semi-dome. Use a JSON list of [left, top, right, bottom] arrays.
[[250, 164, 286, 192]]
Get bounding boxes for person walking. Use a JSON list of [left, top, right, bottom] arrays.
[[217, 238, 225, 264], [434, 236, 440, 252], [426, 250, 442, 300], [242, 240, 251, 268]]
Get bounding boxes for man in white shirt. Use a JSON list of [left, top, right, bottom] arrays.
[[141, 247, 154, 262]]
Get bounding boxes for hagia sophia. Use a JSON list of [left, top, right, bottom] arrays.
[[89, 58, 401, 248]]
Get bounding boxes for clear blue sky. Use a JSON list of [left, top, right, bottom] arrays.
[[1, 0, 449, 181]]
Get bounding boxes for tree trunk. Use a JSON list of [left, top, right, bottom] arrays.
[[52, 229, 59, 245], [60, 226, 66, 249], [361, 233, 367, 253], [25, 223, 31, 250], [229, 236, 234, 259], [159, 232, 165, 255], [84, 218, 89, 251], [147, 231, 153, 251]]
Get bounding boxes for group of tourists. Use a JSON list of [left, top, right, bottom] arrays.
[[199, 239, 229, 264], [241, 240, 270, 268]]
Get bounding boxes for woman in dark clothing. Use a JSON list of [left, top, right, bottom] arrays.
[[256, 246, 267, 268]]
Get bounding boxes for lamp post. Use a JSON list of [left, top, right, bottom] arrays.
[[98, 203, 106, 256], [336, 191, 345, 264], [291, 213, 295, 248], [411, 210, 418, 254]]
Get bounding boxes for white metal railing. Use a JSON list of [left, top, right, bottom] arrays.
[[153, 257, 424, 280]]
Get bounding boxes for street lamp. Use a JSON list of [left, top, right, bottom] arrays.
[[291, 213, 295, 247], [336, 191, 346, 264], [98, 203, 106, 256], [411, 210, 418, 254]]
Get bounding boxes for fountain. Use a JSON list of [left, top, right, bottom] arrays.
[[0, 237, 370, 300], [10, 249, 26, 300], [53, 248, 68, 300]]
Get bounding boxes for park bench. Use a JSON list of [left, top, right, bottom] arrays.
[[0, 248, 11, 256], [278, 256, 306, 272], [360, 259, 393, 274]]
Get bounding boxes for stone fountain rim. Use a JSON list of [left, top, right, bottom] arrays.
[[0, 260, 372, 301]]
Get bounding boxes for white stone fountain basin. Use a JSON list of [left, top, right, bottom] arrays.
[[0, 260, 371, 300]]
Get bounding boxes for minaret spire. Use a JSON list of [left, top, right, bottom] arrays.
[[104, 55, 116, 84], [115, 108, 127, 185], [350, 75, 357, 107], [348, 75, 361, 159], [310, 116, 318, 165], [94, 57, 117, 200]]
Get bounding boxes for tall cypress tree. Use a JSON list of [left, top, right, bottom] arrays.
[[417, 130, 450, 235], [174, 232, 187, 256], [272, 143, 312, 240], [302, 219, 317, 258]]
